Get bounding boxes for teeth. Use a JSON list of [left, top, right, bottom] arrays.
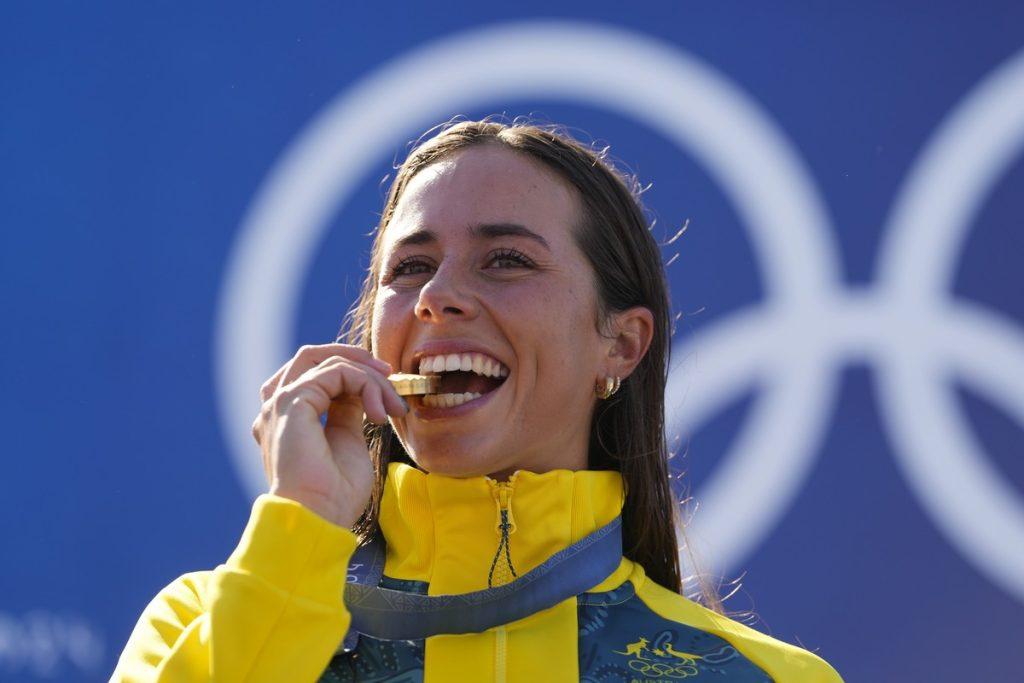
[[422, 392, 483, 408], [417, 351, 509, 378]]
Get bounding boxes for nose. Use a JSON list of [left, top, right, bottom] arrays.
[[414, 260, 479, 323]]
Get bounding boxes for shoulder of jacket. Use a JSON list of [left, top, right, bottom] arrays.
[[111, 569, 216, 669], [143, 570, 214, 622], [631, 566, 844, 682], [134, 495, 360, 628]]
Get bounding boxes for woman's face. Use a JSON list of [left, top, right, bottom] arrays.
[[370, 143, 608, 480]]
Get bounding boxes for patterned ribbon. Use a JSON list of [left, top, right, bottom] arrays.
[[336, 515, 623, 653]]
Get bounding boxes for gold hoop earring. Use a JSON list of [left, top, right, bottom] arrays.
[[595, 375, 621, 399]]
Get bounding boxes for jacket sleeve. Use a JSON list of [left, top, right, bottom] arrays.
[[109, 493, 360, 683]]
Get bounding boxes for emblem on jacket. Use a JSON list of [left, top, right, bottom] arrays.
[[613, 634, 703, 680]]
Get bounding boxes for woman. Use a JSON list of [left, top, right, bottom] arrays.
[[111, 118, 843, 682]]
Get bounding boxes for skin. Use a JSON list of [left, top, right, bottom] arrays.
[[369, 143, 653, 481]]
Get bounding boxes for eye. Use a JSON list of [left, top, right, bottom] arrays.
[[381, 248, 536, 285], [386, 255, 433, 280], [487, 248, 535, 269]]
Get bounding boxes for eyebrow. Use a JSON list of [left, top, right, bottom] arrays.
[[390, 222, 551, 252]]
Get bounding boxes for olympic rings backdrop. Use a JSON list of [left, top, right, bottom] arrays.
[[3, 3, 1023, 681]]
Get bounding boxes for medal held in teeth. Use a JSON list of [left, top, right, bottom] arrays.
[[388, 373, 441, 396]]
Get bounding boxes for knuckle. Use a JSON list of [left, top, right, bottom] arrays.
[[320, 354, 346, 368], [273, 388, 300, 412]]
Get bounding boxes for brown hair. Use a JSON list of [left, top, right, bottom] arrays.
[[337, 114, 728, 614]]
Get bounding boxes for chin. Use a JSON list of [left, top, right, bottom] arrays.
[[399, 429, 502, 476], [406, 448, 502, 479]]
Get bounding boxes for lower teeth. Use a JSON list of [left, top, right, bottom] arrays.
[[422, 391, 483, 408]]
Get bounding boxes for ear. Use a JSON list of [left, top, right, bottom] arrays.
[[601, 306, 654, 379]]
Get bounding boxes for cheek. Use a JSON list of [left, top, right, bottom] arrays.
[[497, 287, 568, 350], [547, 283, 595, 337], [525, 288, 597, 378], [370, 290, 408, 356]]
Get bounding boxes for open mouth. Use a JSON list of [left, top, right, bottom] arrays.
[[416, 353, 509, 409]]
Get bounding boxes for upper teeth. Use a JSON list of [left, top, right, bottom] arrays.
[[417, 352, 509, 378]]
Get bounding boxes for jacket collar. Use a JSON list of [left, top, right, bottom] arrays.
[[378, 461, 628, 595]]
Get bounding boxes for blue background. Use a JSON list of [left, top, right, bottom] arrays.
[[3, 2, 1023, 681]]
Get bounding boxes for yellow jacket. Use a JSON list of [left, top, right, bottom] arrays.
[[111, 462, 844, 682]]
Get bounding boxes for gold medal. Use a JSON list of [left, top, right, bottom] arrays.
[[388, 373, 440, 396]]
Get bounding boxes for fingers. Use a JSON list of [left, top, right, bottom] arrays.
[[280, 355, 407, 424], [322, 355, 408, 422], [260, 343, 393, 403]]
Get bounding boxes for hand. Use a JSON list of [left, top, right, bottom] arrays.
[[250, 343, 407, 528]]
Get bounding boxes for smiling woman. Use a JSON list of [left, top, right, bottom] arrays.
[[110, 116, 843, 682]]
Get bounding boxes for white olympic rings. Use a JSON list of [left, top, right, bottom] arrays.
[[214, 21, 1024, 604]]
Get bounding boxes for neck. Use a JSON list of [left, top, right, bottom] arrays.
[[378, 461, 632, 594]]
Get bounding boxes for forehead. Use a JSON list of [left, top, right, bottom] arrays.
[[384, 144, 580, 248]]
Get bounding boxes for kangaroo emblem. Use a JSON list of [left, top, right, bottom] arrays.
[[614, 637, 653, 660], [664, 643, 703, 662]]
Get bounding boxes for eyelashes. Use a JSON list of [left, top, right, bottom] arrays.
[[486, 248, 535, 270], [383, 248, 535, 283]]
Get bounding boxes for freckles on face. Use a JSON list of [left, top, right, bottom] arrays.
[[521, 282, 597, 407]]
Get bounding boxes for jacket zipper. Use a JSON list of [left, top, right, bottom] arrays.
[[494, 625, 508, 683], [488, 480, 518, 588], [488, 479, 518, 683]]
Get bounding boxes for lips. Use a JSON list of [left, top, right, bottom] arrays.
[[413, 350, 509, 398], [407, 344, 512, 416]]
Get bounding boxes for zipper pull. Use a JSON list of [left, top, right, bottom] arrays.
[[494, 483, 517, 534], [488, 481, 518, 588]]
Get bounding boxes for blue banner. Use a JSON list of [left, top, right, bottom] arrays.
[[3, 3, 1023, 681]]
